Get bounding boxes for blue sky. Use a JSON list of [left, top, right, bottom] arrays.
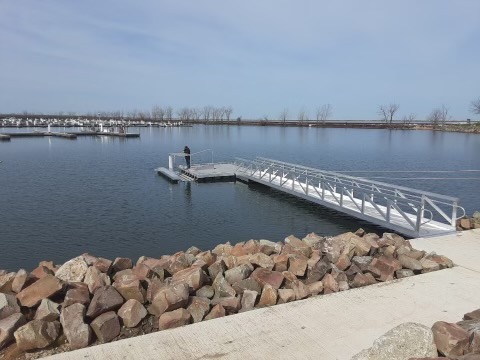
[[0, 1, 479, 120]]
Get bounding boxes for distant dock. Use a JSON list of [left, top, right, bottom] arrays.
[[0, 130, 140, 141]]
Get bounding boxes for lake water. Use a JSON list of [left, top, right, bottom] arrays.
[[1, 126, 479, 271]]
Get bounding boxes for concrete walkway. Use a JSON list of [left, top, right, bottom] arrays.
[[46, 230, 480, 360]]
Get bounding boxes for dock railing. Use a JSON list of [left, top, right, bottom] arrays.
[[233, 157, 464, 236]]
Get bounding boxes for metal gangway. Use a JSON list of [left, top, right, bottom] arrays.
[[233, 157, 464, 238]]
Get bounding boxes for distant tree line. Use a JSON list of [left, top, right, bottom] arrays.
[[5, 96, 480, 123]]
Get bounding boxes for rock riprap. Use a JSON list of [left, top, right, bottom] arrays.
[[0, 230, 454, 358]]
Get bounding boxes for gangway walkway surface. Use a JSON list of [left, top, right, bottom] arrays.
[[233, 157, 463, 238]]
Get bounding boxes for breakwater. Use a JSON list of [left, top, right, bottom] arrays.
[[0, 229, 454, 359]]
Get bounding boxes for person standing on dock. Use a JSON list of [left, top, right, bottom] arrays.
[[184, 146, 191, 169]]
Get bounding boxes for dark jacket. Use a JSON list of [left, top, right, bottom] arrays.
[[184, 146, 190, 158]]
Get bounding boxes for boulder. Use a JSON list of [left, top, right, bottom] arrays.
[[355, 228, 365, 237], [395, 269, 414, 279], [211, 296, 241, 313], [367, 257, 396, 282], [84, 266, 111, 294], [241, 239, 259, 255], [225, 264, 252, 285], [0, 293, 20, 321], [277, 289, 295, 304], [204, 304, 226, 320], [397, 255, 423, 271], [240, 290, 258, 312], [404, 249, 425, 261], [63, 284, 90, 307], [196, 285, 215, 299], [60, 303, 91, 350], [195, 251, 216, 267], [118, 299, 147, 328], [291, 280, 310, 300], [170, 266, 207, 293], [257, 285, 277, 307], [93, 257, 112, 273], [249, 253, 274, 270], [306, 259, 330, 284], [288, 255, 308, 276], [469, 331, 480, 353], [16, 274, 63, 308], [351, 322, 437, 360], [335, 254, 351, 271], [148, 283, 189, 317], [186, 246, 202, 256], [465, 309, 480, 321], [112, 257, 133, 272], [11, 269, 34, 293], [302, 233, 324, 249], [34, 299, 60, 321], [55, 256, 88, 283], [352, 256, 373, 272], [31, 265, 54, 280], [208, 260, 227, 280], [166, 252, 190, 274], [350, 235, 372, 256], [132, 263, 154, 280], [159, 308, 191, 330], [426, 254, 454, 269], [460, 218, 472, 229], [272, 254, 289, 272], [230, 242, 246, 257], [0, 313, 27, 350], [0, 272, 16, 293], [232, 278, 262, 295], [187, 297, 210, 323], [307, 251, 321, 270], [420, 258, 441, 273], [282, 271, 298, 289], [322, 274, 340, 294], [90, 311, 120, 343], [259, 239, 280, 255], [86, 286, 124, 318], [350, 272, 376, 288], [432, 321, 470, 357], [14, 320, 60, 351], [307, 281, 324, 296], [212, 274, 236, 298], [113, 278, 146, 303], [251, 268, 284, 289], [284, 235, 312, 257]]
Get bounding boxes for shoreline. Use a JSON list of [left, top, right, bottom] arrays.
[[0, 227, 459, 359]]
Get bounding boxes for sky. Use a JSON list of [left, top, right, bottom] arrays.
[[0, 1, 479, 120]]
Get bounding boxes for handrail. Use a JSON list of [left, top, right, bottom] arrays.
[[234, 157, 461, 233], [254, 157, 459, 202]]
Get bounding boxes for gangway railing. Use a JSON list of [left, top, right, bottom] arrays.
[[233, 157, 464, 237]]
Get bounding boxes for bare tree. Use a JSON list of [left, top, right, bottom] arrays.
[[297, 108, 309, 122], [471, 97, 480, 115], [203, 106, 213, 122], [151, 106, 164, 121], [165, 106, 173, 121], [402, 113, 416, 124], [224, 106, 233, 121], [279, 108, 289, 124], [427, 105, 450, 127], [316, 104, 333, 122], [378, 103, 400, 123]]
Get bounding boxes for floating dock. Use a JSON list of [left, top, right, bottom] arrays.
[[156, 155, 463, 238], [0, 130, 140, 140]]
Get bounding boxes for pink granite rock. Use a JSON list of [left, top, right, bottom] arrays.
[[90, 311, 120, 343], [158, 308, 191, 330], [16, 274, 63, 308], [60, 303, 91, 349], [86, 286, 124, 318], [14, 320, 60, 351], [117, 299, 147, 328]]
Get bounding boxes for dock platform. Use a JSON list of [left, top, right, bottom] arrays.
[[156, 167, 181, 183], [182, 163, 237, 182]]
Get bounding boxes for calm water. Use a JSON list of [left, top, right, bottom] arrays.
[[1, 126, 479, 271]]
